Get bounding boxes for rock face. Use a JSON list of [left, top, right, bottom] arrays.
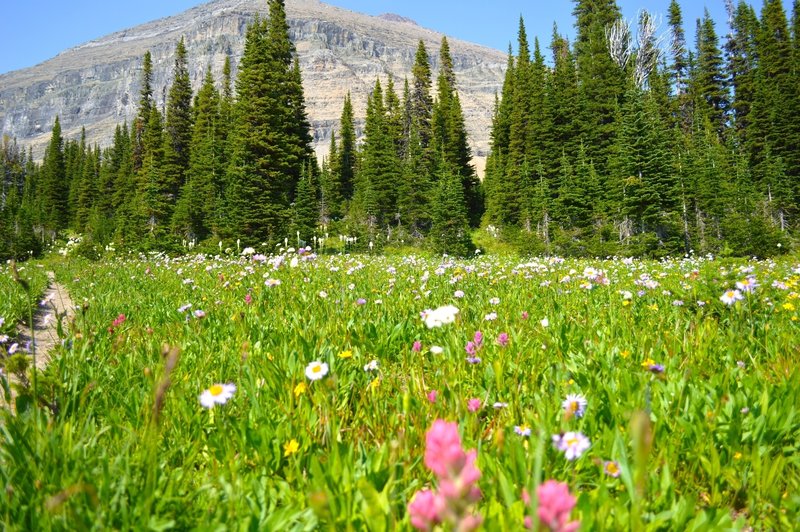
[[0, 0, 506, 174]]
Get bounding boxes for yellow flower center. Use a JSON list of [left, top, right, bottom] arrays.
[[209, 384, 224, 396], [606, 462, 619, 475], [568, 401, 579, 413], [566, 436, 579, 447], [312, 365, 322, 373]]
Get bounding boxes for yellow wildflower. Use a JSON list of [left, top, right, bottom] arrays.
[[283, 439, 299, 457], [782, 302, 795, 312], [620, 350, 630, 359], [641, 358, 655, 369], [338, 350, 353, 359], [293, 382, 307, 397]]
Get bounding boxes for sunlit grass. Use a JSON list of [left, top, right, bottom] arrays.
[[1, 251, 799, 529]]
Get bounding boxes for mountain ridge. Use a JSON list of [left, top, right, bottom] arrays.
[[0, 0, 506, 174]]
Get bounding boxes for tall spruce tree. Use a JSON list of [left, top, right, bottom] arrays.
[[132, 51, 153, 173], [163, 37, 194, 215], [572, 0, 625, 175], [431, 36, 481, 226], [225, 0, 313, 244], [694, 11, 730, 135], [40, 116, 67, 236]]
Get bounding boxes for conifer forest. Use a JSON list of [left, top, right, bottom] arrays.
[[2, 0, 800, 259]]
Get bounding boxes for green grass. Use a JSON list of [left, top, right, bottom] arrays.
[[0, 262, 50, 338], [1, 251, 799, 530]]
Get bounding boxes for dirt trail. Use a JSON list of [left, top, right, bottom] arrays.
[[2, 271, 74, 409]]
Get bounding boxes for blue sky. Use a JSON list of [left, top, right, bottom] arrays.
[[0, 0, 784, 75]]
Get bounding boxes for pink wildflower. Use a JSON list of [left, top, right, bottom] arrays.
[[496, 332, 509, 346], [467, 398, 481, 412], [408, 489, 444, 531], [473, 331, 483, 346], [536, 480, 580, 532], [412, 340, 422, 352], [424, 421, 465, 478], [427, 390, 438, 403]]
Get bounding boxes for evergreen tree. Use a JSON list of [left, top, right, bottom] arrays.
[[694, 11, 730, 135], [572, 0, 625, 174], [410, 40, 434, 172], [430, 160, 474, 257], [75, 145, 99, 232], [338, 93, 357, 202], [163, 37, 194, 214], [175, 67, 224, 241], [40, 116, 67, 236], [292, 164, 318, 245], [225, 0, 313, 244], [756, 0, 800, 201], [134, 106, 169, 244], [725, 2, 759, 143], [354, 79, 401, 227], [431, 36, 481, 226], [132, 51, 153, 173]]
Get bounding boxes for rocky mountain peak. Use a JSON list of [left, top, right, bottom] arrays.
[[0, 0, 505, 174]]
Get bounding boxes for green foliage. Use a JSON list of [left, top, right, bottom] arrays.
[[430, 164, 475, 257], [3, 253, 800, 529]]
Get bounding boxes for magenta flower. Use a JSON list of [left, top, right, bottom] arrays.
[[408, 489, 444, 531], [438, 449, 482, 502], [467, 398, 481, 412], [427, 390, 438, 403], [473, 330, 483, 346], [496, 332, 509, 347], [465, 341, 477, 356], [424, 420, 465, 478], [412, 340, 422, 352], [536, 480, 580, 532], [245, 293, 253, 305], [412, 419, 483, 531]]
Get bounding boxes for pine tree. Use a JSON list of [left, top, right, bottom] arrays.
[[756, 0, 800, 203], [338, 93, 357, 202], [40, 116, 67, 236], [545, 27, 579, 190], [134, 106, 169, 244], [667, 0, 691, 129], [225, 0, 314, 244], [693, 11, 729, 135], [132, 51, 153, 173], [572, 0, 625, 175], [431, 36, 481, 226], [162, 38, 194, 215], [430, 160, 474, 257], [725, 2, 759, 143], [75, 145, 99, 232], [410, 40, 434, 172], [292, 165, 318, 245], [355, 79, 401, 228], [175, 67, 224, 241]]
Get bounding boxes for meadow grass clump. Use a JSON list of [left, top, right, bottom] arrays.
[[1, 251, 799, 529]]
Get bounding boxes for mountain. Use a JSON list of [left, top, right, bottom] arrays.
[[0, 0, 506, 174]]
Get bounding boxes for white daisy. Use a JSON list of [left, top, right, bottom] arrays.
[[305, 361, 329, 381], [199, 383, 236, 409]]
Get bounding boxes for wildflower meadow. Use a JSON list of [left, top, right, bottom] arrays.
[[1, 249, 799, 529]]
